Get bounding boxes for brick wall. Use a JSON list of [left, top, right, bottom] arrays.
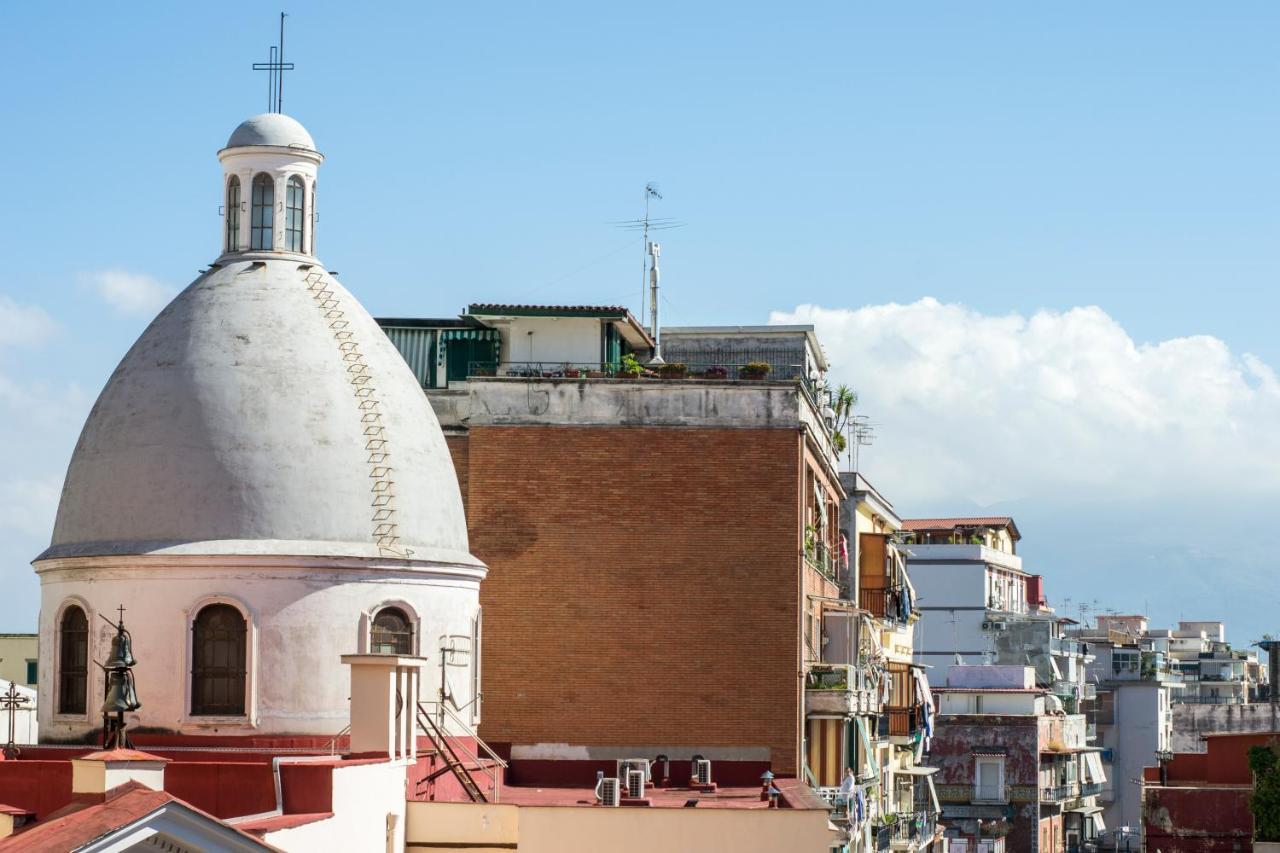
[[456, 424, 804, 774]]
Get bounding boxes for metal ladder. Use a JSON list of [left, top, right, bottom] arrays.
[[415, 703, 501, 803]]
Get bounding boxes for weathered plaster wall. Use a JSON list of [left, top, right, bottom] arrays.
[[1172, 701, 1280, 752]]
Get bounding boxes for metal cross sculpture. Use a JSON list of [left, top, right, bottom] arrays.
[[252, 12, 294, 113], [1, 680, 31, 759]]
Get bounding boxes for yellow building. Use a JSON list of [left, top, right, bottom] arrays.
[[0, 634, 37, 688]]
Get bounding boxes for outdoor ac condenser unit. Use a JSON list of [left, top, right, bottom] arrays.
[[695, 759, 713, 787], [619, 758, 650, 785], [626, 769, 645, 799], [596, 775, 620, 807]]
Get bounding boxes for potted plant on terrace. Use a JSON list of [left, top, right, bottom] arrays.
[[658, 362, 687, 379], [740, 361, 771, 380], [616, 353, 644, 379], [702, 365, 729, 379], [561, 363, 581, 378]]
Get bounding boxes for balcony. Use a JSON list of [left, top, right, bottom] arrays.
[[1078, 782, 1103, 797], [1041, 782, 1079, 803], [878, 706, 921, 739], [886, 812, 939, 850], [859, 586, 912, 622], [804, 539, 839, 583], [806, 664, 878, 716]]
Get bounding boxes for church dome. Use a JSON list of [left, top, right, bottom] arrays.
[[225, 112, 316, 150], [42, 260, 477, 567]]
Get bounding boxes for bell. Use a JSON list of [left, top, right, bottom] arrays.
[[103, 630, 136, 670], [102, 670, 141, 713]]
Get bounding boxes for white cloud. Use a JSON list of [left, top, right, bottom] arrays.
[[0, 296, 57, 347], [84, 269, 175, 316], [773, 298, 1280, 507]]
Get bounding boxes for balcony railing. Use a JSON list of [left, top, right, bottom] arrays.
[[860, 587, 911, 622], [1172, 695, 1247, 705], [1041, 782, 1079, 802], [879, 706, 920, 738], [1078, 782, 1103, 797], [804, 540, 839, 582], [886, 812, 938, 846], [468, 359, 818, 391]]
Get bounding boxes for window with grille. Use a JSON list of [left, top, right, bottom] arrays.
[[250, 173, 274, 250], [371, 607, 413, 655], [191, 604, 247, 716], [285, 175, 305, 252], [58, 606, 88, 714], [225, 176, 241, 251]]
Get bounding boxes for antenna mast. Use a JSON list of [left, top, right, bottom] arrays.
[[648, 240, 663, 364], [640, 183, 661, 325]]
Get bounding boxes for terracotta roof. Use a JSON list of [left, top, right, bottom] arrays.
[[902, 516, 1020, 539], [0, 781, 272, 851], [468, 303, 630, 314]]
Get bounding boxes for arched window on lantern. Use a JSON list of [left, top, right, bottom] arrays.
[[225, 176, 241, 252], [371, 607, 414, 655], [250, 173, 274, 250], [285, 175, 305, 252], [191, 604, 247, 716], [57, 605, 89, 715]]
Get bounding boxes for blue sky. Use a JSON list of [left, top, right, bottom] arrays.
[[2, 3, 1278, 643]]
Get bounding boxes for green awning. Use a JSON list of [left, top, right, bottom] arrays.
[[441, 329, 500, 341]]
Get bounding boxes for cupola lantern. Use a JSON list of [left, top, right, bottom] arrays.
[[218, 113, 322, 259]]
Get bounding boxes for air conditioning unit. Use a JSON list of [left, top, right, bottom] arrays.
[[619, 758, 651, 786], [626, 769, 645, 800], [695, 759, 713, 787], [595, 775, 620, 807], [982, 621, 1008, 632]]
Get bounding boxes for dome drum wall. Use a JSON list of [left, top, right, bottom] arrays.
[[35, 557, 483, 740]]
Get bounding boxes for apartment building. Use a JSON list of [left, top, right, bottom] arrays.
[[1070, 615, 1182, 846], [1150, 620, 1267, 706], [930, 665, 1106, 853], [379, 306, 844, 786], [903, 518, 1093, 720], [826, 473, 941, 852]]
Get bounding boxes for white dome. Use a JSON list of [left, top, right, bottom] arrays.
[[225, 113, 316, 150], [42, 259, 478, 568]]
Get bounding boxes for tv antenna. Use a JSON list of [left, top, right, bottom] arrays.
[[252, 12, 294, 113], [850, 415, 876, 472], [610, 183, 684, 323]]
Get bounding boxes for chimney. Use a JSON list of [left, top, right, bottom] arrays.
[[341, 654, 427, 760], [70, 749, 169, 795]]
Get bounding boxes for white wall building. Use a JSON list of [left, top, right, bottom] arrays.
[[33, 113, 487, 743]]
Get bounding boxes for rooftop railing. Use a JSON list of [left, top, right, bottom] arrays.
[[468, 359, 818, 390]]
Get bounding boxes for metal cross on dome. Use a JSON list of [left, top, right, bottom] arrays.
[[252, 12, 294, 113]]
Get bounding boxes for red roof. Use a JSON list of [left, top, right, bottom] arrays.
[[902, 516, 1020, 539], [0, 781, 271, 851]]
